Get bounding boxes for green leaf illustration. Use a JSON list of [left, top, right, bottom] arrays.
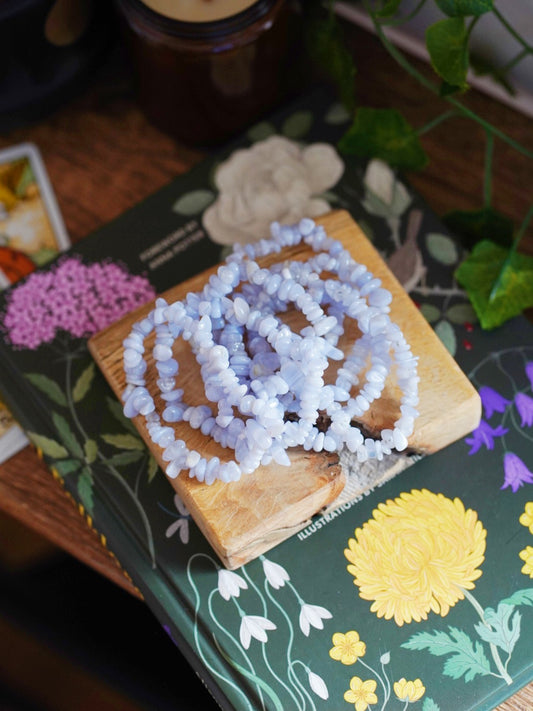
[[426, 232, 459, 266], [445, 302, 477, 324], [281, 111, 313, 139], [27, 432, 69, 459], [102, 433, 146, 450], [172, 190, 215, 216], [324, 102, 351, 125], [25, 373, 67, 407], [84, 438, 98, 465], [426, 18, 469, 89], [53, 458, 81, 476], [106, 396, 138, 435], [72, 362, 96, 403], [247, 121, 276, 142], [455, 239, 533, 329], [444, 207, 514, 249], [52, 411, 84, 458], [474, 604, 521, 655], [403, 626, 492, 682], [420, 303, 441, 324], [107, 450, 145, 467], [148, 455, 159, 483], [501, 589, 533, 607], [422, 699, 441, 711], [436, 0, 493, 16], [77, 467, 94, 513], [339, 108, 428, 170], [435, 320, 457, 355]]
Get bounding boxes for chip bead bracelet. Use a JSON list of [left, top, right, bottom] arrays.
[[121, 218, 419, 483]]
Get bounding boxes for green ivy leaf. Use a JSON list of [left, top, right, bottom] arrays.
[[52, 411, 84, 459], [436, 0, 493, 16], [53, 458, 81, 476], [106, 396, 138, 435], [148, 455, 159, 483], [444, 207, 514, 249], [426, 232, 460, 265], [455, 240, 533, 329], [84, 439, 98, 464], [172, 190, 215, 216], [25, 373, 67, 407], [72, 362, 96, 403], [445, 302, 477, 324], [426, 18, 469, 89], [435, 320, 457, 355], [376, 0, 403, 17], [306, 10, 356, 113], [281, 111, 313, 139], [27, 432, 69, 459], [338, 108, 428, 170], [77, 467, 94, 513], [470, 53, 515, 96], [101, 433, 146, 450]]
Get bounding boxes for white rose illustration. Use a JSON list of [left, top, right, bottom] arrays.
[[202, 135, 345, 246]]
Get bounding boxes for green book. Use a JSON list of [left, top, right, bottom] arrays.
[[0, 89, 532, 711]]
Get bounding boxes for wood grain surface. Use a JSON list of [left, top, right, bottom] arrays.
[[89, 209, 480, 568], [0, 19, 531, 710]]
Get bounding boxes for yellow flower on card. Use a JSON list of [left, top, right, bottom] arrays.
[[519, 502, 533, 534], [329, 631, 366, 665], [344, 489, 486, 626], [344, 677, 378, 711], [393, 677, 425, 702], [519, 546, 533, 578]]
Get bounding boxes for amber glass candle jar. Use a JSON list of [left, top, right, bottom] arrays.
[[115, 0, 297, 146]]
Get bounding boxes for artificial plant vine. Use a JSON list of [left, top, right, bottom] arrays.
[[306, 0, 533, 329]]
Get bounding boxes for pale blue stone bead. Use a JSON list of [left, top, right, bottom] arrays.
[[165, 461, 182, 479], [233, 296, 250, 324], [157, 359, 179, 376], [401, 404, 419, 418], [204, 457, 220, 485], [393, 428, 408, 451], [159, 428, 175, 448], [133, 393, 155, 416], [191, 458, 207, 482], [312, 432, 325, 452], [314, 315, 337, 335], [163, 404, 186, 422], [132, 317, 153, 335], [251, 268, 269, 286], [123, 334, 144, 352], [162, 440, 186, 461], [356, 445, 369, 462], [360, 277, 381, 296], [260, 452, 273, 466], [323, 435, 336, 452], [201, 417, 216, 436], [124, 348, 143, 369], [299, 217, 315, 236], [345, 427, 363, 452], [271, 444, 291, 467], [381, 429, 394, 443], [368, 288, 393, 308], [160, 388, 184, 402], [397, 416, 415, 437], [365, 438, 376, 458], [125, 359, 147, 379], [216, 413, 234, 428], [369, 314, 389, 337], [189, 405, 212, 429], [185, 450, 201, 468], [153, 344, 173, 361], [374, 441, 384, 461]]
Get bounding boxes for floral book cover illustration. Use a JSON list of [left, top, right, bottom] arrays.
[[0, 90, 532, 711]]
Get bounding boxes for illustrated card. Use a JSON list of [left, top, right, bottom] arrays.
[[0, 142, 70, 462]]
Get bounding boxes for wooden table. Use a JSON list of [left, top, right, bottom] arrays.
[[0, 21, 531, 711]]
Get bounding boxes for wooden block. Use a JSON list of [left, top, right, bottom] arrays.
[[89, 210, 481, 568]]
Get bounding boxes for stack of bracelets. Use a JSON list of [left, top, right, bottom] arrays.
[[122, 218, 419, 485]]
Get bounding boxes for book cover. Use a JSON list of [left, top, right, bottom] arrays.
[[0, 90, 532, 711]]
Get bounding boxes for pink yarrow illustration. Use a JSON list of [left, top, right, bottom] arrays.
[[3, 257, 155, 350]]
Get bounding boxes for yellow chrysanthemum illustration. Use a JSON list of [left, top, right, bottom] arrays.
[[329, 631, 366, 665], [519, 546, 533, 578], [393, 677, 425, 702], [344, 676, 378, 711], [519, 502, 533, 534], [344, 489, 486, 626]]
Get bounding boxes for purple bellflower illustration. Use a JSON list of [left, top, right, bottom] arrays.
[[501, 453, 533, 493], [515, 392, 533, 428], [479, 386, 511, 419], [465, 420, 509, 455]]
